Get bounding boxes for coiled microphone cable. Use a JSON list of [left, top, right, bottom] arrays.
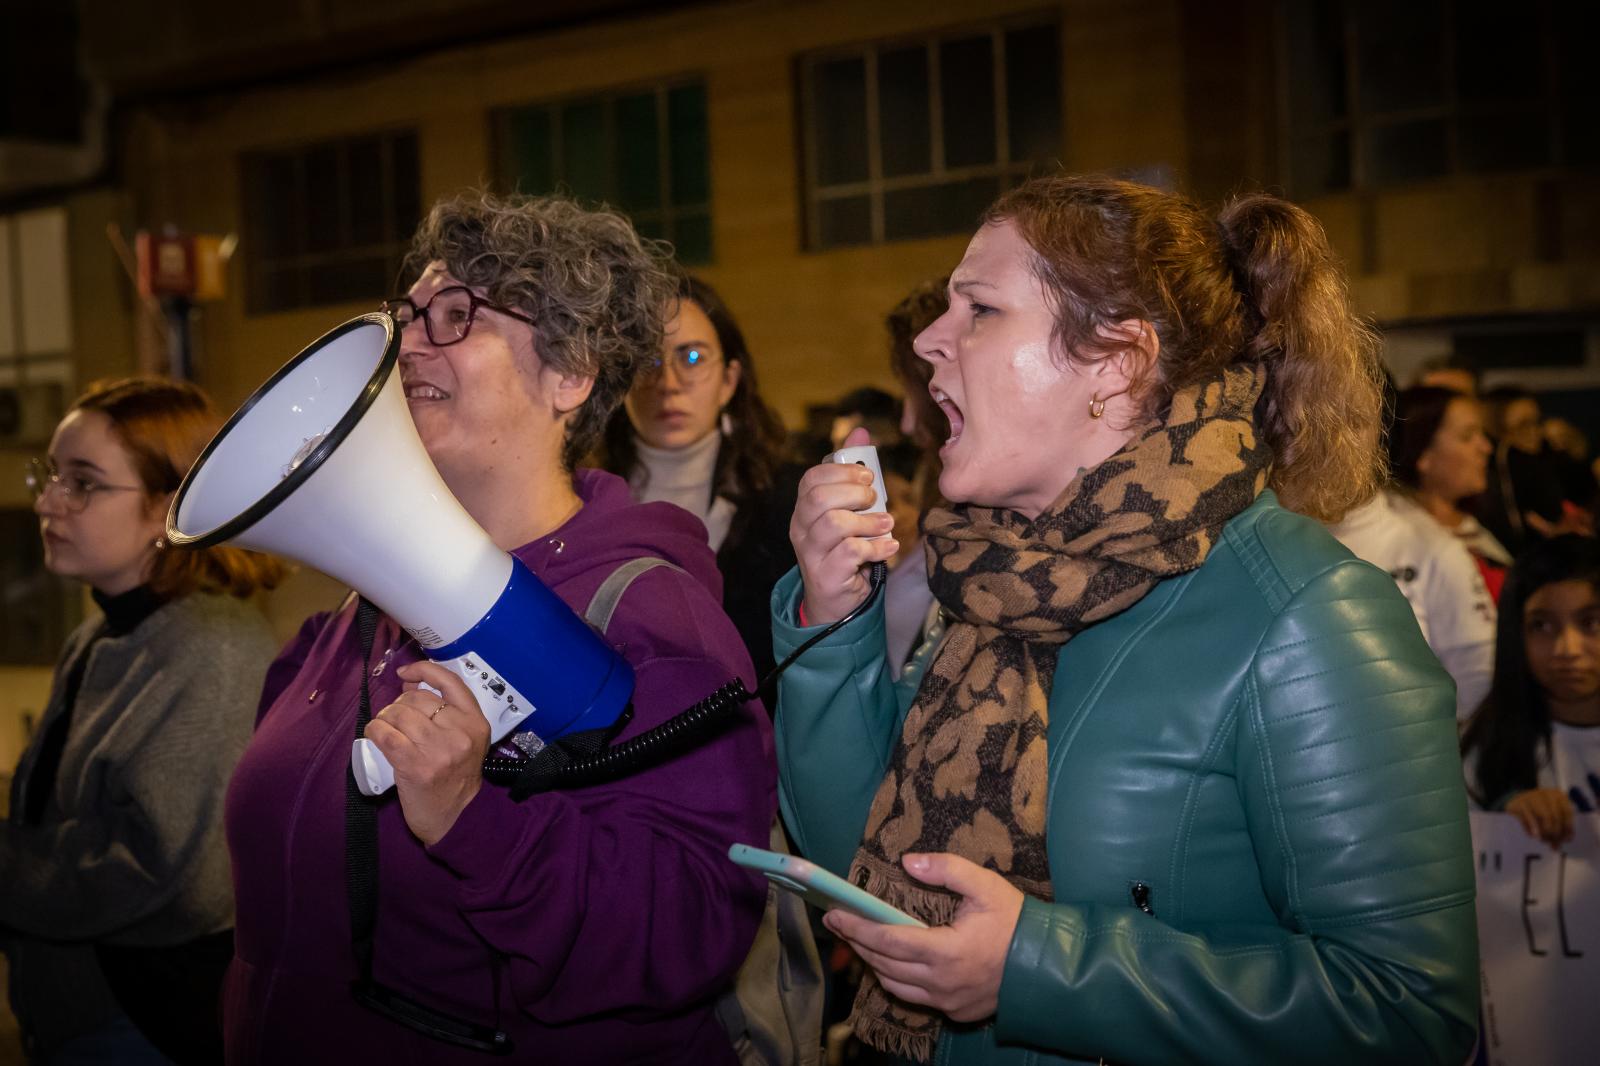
[[483, 561, 889, 798]]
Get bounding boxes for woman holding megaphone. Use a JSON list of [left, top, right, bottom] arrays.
[[219, 192, 774, 1064], [3, 377, 282, 1065]]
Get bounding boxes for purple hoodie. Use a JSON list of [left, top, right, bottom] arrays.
[[223, 470, 775, 1065]]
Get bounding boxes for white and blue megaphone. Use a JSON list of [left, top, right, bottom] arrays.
[[167, 313, 634, 796]]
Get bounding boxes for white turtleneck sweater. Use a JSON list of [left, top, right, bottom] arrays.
[[630, 432, 737, 551]]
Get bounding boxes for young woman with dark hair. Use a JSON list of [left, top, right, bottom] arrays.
[[600, 274, 801, 683], [3, 377, 283, 1065], [1389, 384, 1511, 596], [1331, 379, 1498, 717], [775, 176, 1476, 1065], [1461, 534, 1600, 846]]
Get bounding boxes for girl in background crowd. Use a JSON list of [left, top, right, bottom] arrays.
[[1462, 534, 1600, 847], [1390, 384, 1512, 596], [1330, 379, 1497, 718], [602, 274, 801, 684], [3, 378, 282, 1066]]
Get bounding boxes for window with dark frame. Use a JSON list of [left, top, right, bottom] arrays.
[[241, 130, 421, 314], [492, 81, 713, 265], [1284, 0, 1596, 197], [797, 16, 1061, 250]]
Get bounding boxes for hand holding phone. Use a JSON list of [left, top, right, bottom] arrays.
[[728, 843, 926, 927]]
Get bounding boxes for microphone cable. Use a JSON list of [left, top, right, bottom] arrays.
[[483, 561, 889, 797]]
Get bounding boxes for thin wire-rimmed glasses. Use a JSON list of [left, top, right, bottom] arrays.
[[636, 345, 723, 386], [379, 286, 536, 347], [25, 458, 143, 513]]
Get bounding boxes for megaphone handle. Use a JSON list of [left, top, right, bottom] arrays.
[[350, 660, 540, 796], [352, 738, 396, 796]]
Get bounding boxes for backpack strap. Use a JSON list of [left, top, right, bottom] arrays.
[[584, 557, 685, 634], [587, 556, 823, 1064]]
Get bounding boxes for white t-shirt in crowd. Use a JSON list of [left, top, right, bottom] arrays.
[[1540, 721, 1600, 813], [1328, 490, 1496, 719]]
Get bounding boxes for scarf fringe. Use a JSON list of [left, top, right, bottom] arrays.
[[853, 851, 962, 927], [844, 851, 962, 1062], [851, 1005, 938, 1063]]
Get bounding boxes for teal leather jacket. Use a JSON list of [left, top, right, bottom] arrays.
[[771, 493, 1478, 1066]]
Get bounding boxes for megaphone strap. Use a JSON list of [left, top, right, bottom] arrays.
[[346, 598, 381, 978], [346, 596, 513, 1054]]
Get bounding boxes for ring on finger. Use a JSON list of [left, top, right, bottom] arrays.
[[428, 701, 445, 722]]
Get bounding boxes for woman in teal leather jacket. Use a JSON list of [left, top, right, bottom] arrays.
[[774, 176, 1478, 1065]]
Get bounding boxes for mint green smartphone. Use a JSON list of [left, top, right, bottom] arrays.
[[727, 843, 927, 927]]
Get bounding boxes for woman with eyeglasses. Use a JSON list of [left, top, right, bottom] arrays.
[[599, 275, 800, 684], [3, 377, 282, 1065], [221, 193, 774, 1065]]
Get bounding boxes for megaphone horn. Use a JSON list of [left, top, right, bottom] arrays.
[[168, 313, 633, 796]]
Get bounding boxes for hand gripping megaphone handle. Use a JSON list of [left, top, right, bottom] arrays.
[[351, 652, 542, 797]]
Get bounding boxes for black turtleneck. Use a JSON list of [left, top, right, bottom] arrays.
[[92, 583, 168, 637], [20, 585, 169, 823]]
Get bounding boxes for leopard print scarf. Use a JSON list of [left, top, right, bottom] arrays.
[[848, 364, 1271, 1060]]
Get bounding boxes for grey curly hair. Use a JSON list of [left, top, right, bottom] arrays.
[[403, 190, 676, 469]]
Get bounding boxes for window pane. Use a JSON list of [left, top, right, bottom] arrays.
[[615, 93, 661, 212], [506, 108, 555, 194], [1291, 131, 1351, 196], [672, 211, 713, 265], [390, 133, 421, 240], [243, 131, 419, 313], [883, 177, 998, 240], [941, 35, 997, 168], [878, 46, 931, 178], [1356, 0, 1445, 115], [1556, 4, 1599, 165], [348, 136, 385, 247], [1365, 118, 1448, 185], [1455, 4, 1544, 106], [304, 143, 344, 253], [308, 255, 388, 307], [814, 56, 869, 186], [1005, 25, 1061, 165], [246, 154, 302, 259], [1285, 0, 1348, 127], [817, 195, 872, 247], [561, 100, 609, 203], [668, 85, 711, 207], [633, 214, 667, 242], [258, 264, 305, 312], [1458, 112, 1551, 173]]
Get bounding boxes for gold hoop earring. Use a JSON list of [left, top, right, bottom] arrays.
[[1088, 395, 1106, 420]]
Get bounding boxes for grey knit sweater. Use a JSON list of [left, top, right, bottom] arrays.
[[0, 592, 278, 1057]]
